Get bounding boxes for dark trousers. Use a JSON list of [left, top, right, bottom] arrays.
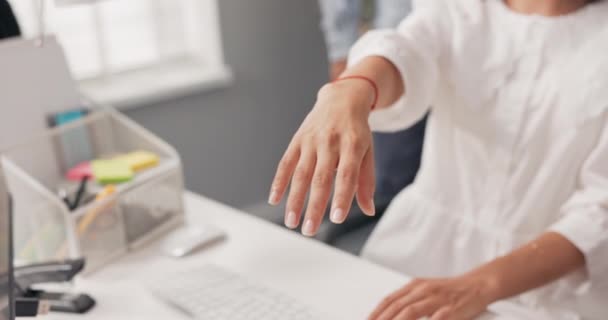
[[0, 0, 21, 39], [373, 114, 427, 211]]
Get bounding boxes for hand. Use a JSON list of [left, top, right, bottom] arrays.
[[369, 275, 498, 320], [268, 79, 377, 236], [330, 59, 348, 80]]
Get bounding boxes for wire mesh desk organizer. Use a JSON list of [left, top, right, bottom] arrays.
[[2, 107, 185, 274]]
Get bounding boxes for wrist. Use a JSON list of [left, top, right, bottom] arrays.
[[318, 78, 376, 114], [462, 266, 505, 306]]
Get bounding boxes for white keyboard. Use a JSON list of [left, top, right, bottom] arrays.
[[149, 264, 322, 320]]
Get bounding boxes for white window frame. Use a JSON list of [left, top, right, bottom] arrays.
[[9, 0, 233, 110]]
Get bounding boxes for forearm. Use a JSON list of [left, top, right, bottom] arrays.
[[471, 232, 585, 303], [368, 232, 586, 319], [339, 56, 405, 109]]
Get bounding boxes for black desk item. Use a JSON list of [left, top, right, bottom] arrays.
[[14, 259, 95, 314], [1, 184, 15, 320], [24, 290, 94, 314], [0, 0, 20, 40]]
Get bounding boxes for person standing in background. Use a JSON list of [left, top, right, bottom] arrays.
[[319, 0, 411, 81], [318, 0, 426, 219]]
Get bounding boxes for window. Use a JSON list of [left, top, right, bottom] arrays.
[[9, 0, 232, 108]]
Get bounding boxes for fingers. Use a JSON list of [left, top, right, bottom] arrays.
[[271, 114, 371, 233], [284, 150, 316, 229], [330, 148, 363, 224], [373, 285, 429, 320], [368, 281, 418, 320], [356, 146, 376, 216], [269, 145, 300, 205], [302, 148, 338, 236], [394, 298, 442, 320], [430, 307, 455, 320], [369, 277, 486, 320], [369, 280, 417, 320]]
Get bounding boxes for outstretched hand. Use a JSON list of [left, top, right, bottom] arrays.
[[268, 79, 377, 236]]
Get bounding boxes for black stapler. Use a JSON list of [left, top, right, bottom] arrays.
[[14, 258, 95, 314]]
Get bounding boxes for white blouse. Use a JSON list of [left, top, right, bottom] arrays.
[[348, 0, 608, 318]]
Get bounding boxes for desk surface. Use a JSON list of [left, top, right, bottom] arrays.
[[43, 192, 507, 320]]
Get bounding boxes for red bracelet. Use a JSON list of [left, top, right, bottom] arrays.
[[332, 75, 379, 110]]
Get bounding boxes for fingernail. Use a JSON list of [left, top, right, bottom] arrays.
[[302, 219, 315, 236], [370, 199, 376, 216], [330, 208, 346, 224], [268, 190, 278, 205], [363, 199, 376, 216], [285, 211, 298, 229]]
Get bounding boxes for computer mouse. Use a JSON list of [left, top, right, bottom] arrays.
[[161, 225, 226, 258]]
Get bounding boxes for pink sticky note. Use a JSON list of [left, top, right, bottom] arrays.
[[66, 162, 93, 181]]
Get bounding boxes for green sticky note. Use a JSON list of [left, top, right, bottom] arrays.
[[92, 159, 134, 185]]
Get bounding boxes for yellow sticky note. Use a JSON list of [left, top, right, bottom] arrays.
[[117, 151, 160, 171], [92, 159, 133, 185]]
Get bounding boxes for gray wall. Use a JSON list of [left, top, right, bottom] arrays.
[[124, 0, 328, 208]]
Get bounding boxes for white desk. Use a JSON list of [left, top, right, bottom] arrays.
[[43, 192, 516, 320]]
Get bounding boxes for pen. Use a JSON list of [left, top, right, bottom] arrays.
[[58, 188, 71, 209], [69, 176, 89, 211], [55, 185, 117, 259]]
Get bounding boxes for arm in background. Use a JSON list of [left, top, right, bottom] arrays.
[[373, 0, 412, 29], [318, 0, 362, 79]]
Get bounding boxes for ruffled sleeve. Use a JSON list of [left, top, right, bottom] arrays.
[[347, 1, 451, 132]]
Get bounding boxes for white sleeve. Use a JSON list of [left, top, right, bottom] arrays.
[[550, 117, 608, 289], [347, 3, 450, 132]]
